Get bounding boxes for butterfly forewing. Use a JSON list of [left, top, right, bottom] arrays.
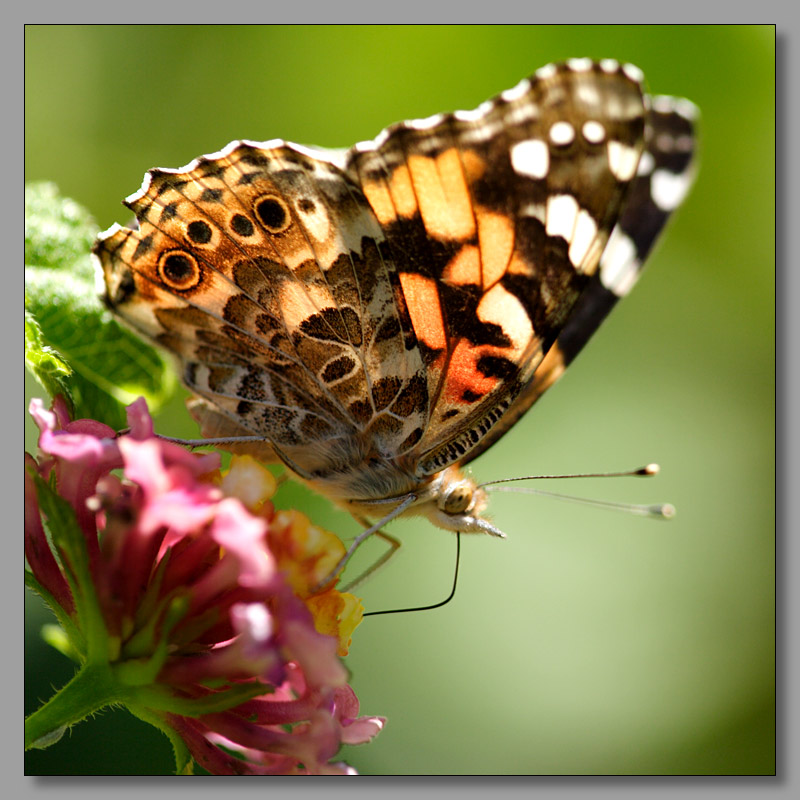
[[457, 89, 699, 468], [345, 61, 649, 476]]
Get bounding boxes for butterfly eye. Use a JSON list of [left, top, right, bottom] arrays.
[[440, 483, 473, 516]]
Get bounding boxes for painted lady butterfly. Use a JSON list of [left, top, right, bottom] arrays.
[[93, 59, 697, 577]]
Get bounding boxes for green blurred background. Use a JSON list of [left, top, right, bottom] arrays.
[[25, 25, 774, 775]]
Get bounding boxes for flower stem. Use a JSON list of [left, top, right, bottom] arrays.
[[25, 662, 123, 750]]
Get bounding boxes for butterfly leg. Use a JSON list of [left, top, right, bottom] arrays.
[[314, 493, 416, 592], [340, 523, 402, 593]]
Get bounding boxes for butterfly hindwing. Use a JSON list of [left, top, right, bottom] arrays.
[[96, 136, 440, 477]]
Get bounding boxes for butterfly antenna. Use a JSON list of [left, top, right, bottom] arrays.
[[363, 532, 461, 617], [480, 463, 675, 519], [479, 463, 662, 486]]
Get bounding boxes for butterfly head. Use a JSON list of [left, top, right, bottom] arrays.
[[338, 464, 505, 539], [418, 467, 507, 539]]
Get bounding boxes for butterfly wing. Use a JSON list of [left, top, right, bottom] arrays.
[[344, 60, 678, 478], [94, 60, 697, 498], [456, 93, 699, 466], [94, 138, 435, 476]]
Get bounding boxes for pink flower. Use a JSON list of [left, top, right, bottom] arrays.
[[25, 397, 384, 774]]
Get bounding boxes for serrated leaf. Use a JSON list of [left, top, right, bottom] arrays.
[[25, 311, 75, 416], [25, 182, 97, 281], [25, 183, 176, 427]]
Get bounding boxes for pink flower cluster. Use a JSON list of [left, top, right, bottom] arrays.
[[25, 397, 383, 774]]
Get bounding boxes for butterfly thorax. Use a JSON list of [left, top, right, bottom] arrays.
[[293, 441, 503, 537]]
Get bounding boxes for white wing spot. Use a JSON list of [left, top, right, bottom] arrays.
[[651, 169, 691, 211], [582, 120, 606, 144], [288, 143, 349, 170], [535, 62, 557, 80], [599, 58, 620, 73], [567, 57, 593, 72], [652, 95, 699, 121], [636, 150, 655, 176], [549, 120, 575, 146], [674, 97, 700, 121], [510, 139, 549, 179], [296, 197, 330, 243], [607, 140, 639, 181], [453, 100, 494, 123], [504, 104, 538, 126], [459, 119, 503, 144], [406, 113, 445, 131], [569, 209, 598, 270], [600, 227, 640, 296], [546, 194, 578, 243], [656, 132, 676, 153], [477, 284, 533, 354], [501, 78, 532, 102], [520, 202, 546, 223], [576, 83, 600, 107], [622, 63, 644, 83], [652, 95, 676, 114], [354, 130, 389, 153]]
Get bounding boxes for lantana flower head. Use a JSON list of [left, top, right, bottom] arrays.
[[25, 396, 384, 774]]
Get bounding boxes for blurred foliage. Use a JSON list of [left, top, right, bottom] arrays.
[[25, 183, 175, 428], [25, 25, 774, 775]]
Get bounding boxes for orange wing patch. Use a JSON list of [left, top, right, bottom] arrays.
[[407, 149, 476, 241], [443, 339, 499, 404], [441, 283, 534, 406], [442, 245, 481, 286], [359, 162, 419, 227], [398, 272, 446, 353], [387, 163, 418, 219], [476, 209, 515, 289], [361, 177, 398, 226]]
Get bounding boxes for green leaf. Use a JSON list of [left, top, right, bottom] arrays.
[[25, 311, 75, 416], [25, 183, 176, 428], [25, 182, 97, 281], [40, 624, 82, 664], [25, 570, 85, 658]]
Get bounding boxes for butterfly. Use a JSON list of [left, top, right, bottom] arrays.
[[93, 58, 697, 578]]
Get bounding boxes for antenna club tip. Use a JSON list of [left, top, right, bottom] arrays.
[[658, 503, 676, 519], [641, 463, 660, 476]]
